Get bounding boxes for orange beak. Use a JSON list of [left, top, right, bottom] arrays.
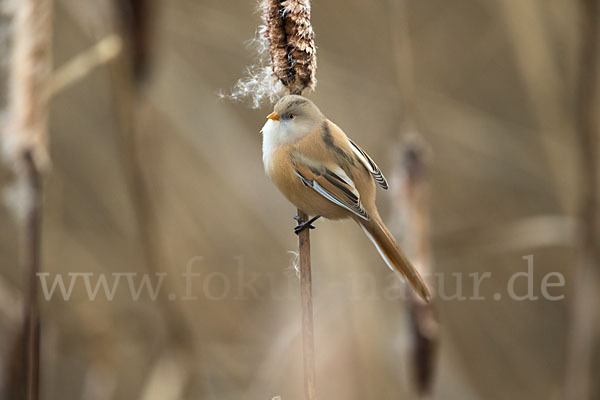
[[267, 112, 280, 121]]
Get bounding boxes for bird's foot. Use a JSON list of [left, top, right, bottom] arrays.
[[294, 215, 321, 235]]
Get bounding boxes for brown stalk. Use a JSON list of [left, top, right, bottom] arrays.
[[387, 0, 438, 397], [2, 0, 53, 399], [564, 0, 599, 399], [23, 151, 42, 400], [110, 0, 193, 348], [48, 34, 122, 98], [261, 1, 317, 398], [395, 142, 438, 400], [297, 209, 316, 400]]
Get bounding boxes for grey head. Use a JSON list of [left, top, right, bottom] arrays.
[[268, 95, 324, 133], [262, 95, 326, 147]]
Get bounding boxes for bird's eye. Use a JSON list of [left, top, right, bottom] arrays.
[[288, 113, 295, 119]]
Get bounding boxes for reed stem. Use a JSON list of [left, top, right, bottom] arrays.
[[5, 0, 52, 397], [297, 209, 316, 400], [398, 144, 438, 400], [23, 151, 41, 400], [564, 1, 599, 398]]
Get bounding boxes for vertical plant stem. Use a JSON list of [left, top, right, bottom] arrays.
[[399, 145, 438, 400], [295, 78, 316, 400], [107, 0, 192, 348], [293, 77, 316, 400], [297, 209, 316, 400], [23, 152, 41, 400], [388, 0, 418, 132], [565, 0, 599, 399], [289, 35, 316, 400], [388, 0, 438, 396], [5, 0, 52, 397]]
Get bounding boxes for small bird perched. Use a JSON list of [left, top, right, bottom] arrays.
[[261, 95, 431, 301]]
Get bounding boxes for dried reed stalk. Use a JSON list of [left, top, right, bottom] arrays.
[[109, 0, 194, 348], [388, 0, 418, 132], [114, 0, 151, 81], [260, 1, 317, 398], [297, 209, 316, 400], [4, 0, 52, 169], [387, 1, 438, 397], [2, 1, 53, 399], [48, 33, 122, 98], [392, 141, 438, 400], [564, 0, 599, 399], [22, 151, 42, 400]]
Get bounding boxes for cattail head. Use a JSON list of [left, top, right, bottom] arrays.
[[398, 134, 431, 189], [262, 0, 316, 95], [389, 134, 432, 220], [226, 0, 317, 108], [2, 0, 52, 170]]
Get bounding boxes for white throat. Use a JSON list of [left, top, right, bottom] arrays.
[[261, 116, 320, 172], [261, 119, 306, 171], [261, 119, 282, 172]]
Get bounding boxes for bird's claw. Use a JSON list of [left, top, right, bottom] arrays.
[[294, 221, 316, 235], [293, 215, 320, 235]]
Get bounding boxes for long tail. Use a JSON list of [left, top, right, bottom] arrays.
[[358, 217, 431, 302]]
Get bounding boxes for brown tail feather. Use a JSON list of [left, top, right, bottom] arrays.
[[358, 217, 431, 302]]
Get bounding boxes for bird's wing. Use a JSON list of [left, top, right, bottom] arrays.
[[346, 137, 388, 190], [291, 155, 370, 221]]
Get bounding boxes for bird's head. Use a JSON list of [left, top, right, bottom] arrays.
[[262, 95, 324, 145]]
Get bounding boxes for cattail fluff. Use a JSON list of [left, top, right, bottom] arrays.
[[227, 0, 317, 107]]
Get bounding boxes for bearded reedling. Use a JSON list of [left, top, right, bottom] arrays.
[[262, 95, 431, 301]]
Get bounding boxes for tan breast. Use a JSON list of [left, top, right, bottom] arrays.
[[266, 143, 352, 219]]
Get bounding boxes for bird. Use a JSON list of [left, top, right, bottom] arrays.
[[261, 94, 431, 301]]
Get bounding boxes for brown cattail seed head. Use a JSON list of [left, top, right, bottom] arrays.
[[262, 0, 316, 95], [3, 0, 52, 170], [225, 0, 317, 107]]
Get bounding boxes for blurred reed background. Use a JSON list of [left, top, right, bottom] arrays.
[[0, 0, 598, 399]]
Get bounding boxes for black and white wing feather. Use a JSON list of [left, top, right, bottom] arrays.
[[347, 138, 389, 190], [293, 160, 370, 221]]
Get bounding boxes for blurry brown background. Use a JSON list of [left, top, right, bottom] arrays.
[[0, 0, 599, 399]]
